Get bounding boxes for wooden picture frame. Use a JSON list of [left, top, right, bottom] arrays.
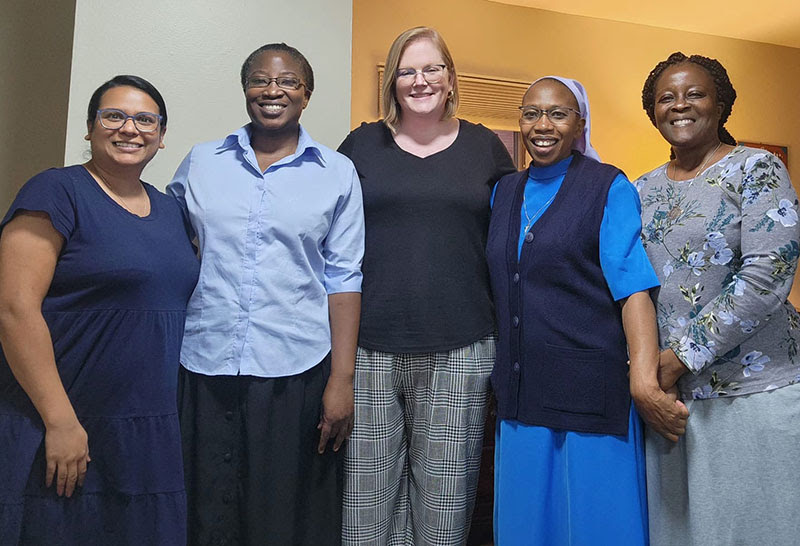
[[739, 141, 788, 168]]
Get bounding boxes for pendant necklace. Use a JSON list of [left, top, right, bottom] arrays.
[[91, 164, 146, 216], [669, 141, 722, 183], [522, 191, 556, 235], [666, 142, 722, 221]]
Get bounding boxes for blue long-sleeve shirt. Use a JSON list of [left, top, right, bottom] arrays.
[[168, 125, 365, 377]]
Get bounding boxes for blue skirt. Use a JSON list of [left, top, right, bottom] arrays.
[[494, 406, 648, 545]]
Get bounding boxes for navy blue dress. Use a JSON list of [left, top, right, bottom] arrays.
[[0, 166, 199, 545]]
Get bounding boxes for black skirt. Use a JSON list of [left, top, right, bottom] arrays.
[[179, 356, 343, 546]]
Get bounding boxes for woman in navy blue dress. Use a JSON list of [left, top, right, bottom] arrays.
[[0, 75, 199, 544]]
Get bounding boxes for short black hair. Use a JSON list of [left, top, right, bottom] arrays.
[[86, 75, 167, 128], [240, 43, 314, 94], [642, 52, 736, 147]]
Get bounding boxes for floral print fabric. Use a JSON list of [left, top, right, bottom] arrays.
[[637, 146, 800, 399]]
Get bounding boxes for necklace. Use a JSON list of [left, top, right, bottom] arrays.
[[522, 191, 557, 234], [669, 141, 722, 182], [91, 165, 147, 216]]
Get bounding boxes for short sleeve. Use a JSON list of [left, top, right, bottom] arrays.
[[599, 173, 660, 300], [322, 162, 365, 294], [488, 129, 518, 183], [1, 168, 77, 241], [166, 151, 195, 240], [490, 181, 500, 208], [337, 129, 357, 159]]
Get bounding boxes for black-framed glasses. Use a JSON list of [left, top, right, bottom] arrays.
[[396, 64, 447, 84], [245, 76, 305, 90], [518, 105, 582, 125], [97, 109, 163, 132]]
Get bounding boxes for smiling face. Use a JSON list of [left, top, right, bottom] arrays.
[[653, 62, 723, 151], [394, 38, 453, 120], [244, 50, 309, 137], [85, 85, 165, 170], [519, 79, 585, 167]]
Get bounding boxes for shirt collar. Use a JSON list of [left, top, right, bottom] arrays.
[[218, 124, 325, 166], [528, 154, 574, 180]]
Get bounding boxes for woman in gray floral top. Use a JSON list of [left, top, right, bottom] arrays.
[[637, 52, 800, 546]]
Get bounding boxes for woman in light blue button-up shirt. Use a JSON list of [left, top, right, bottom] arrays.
[[168, 43, 364, 546]]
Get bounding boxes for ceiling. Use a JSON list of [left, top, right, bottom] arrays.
[[488, 0, 800, 49]]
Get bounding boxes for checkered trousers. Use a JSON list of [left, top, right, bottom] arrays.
[[342, 334, 496, 546]]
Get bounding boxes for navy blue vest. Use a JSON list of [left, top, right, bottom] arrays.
[[488, 152, 630, 435]]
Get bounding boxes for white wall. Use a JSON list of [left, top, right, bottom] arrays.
[[64, 0, 353, 190]]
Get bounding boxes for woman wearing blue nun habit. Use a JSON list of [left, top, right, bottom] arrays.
[[487, 76, 687, 545]]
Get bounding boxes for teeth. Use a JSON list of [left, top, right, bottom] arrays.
[[534, 139, 556, 147], [261, 104, 285, 113], [672, 119, 693, 126], [114, 142, 142, 148]]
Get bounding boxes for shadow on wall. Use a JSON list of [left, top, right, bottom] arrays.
[[0, 0, 76, 213]]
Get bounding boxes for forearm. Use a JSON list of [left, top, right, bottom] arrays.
[[621, 291, 660, 394], [0, 306, 76, 426], [327, 292, 360, 381], [622, 291, 690, 441]]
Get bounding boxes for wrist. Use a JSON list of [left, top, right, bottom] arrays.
[[42, 409, 80, 429], [631, 379, 659, 400], [326, 372, 354, 385], [661, 348, 689, 378], [629, 358, 658, 383]]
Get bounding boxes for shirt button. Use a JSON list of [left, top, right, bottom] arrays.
[[513, 362, 520, 372], [512, 316, 520, 327], [524, 232, 534, 243], [222, 492, 232, 504], [223, 452, 232, 462], [225, 411, 234, 421], [513, 273, 520, 283]]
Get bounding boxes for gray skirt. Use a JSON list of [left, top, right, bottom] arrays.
[[645, 381, 800, 546]]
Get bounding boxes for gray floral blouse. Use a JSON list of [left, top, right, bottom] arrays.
[[636, 146, 800, 399]]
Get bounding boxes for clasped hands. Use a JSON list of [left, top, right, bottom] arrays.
[[630, 348, 690, 443]]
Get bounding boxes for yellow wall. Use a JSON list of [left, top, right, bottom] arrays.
[[350, 0, 800, 301], [351, 0, 800, 177]]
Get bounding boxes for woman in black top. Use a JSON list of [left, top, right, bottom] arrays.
[[338, 26, 514, 546]]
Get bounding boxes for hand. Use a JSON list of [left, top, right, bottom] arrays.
[[632, 383, 689, 443], [317, 375, 354, 454], [44, 417, 90, 497], [658, 349, 689, 391]]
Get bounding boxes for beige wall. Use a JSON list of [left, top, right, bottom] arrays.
[[0, 0, 76, 213], [63, 0, 354, 191], [350, 0, 800, 180]]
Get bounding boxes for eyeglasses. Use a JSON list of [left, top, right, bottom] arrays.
[[395, 64, 447, 84], [518, 106, 582, 125], [96, 109, 162, 132], [245, 76, 305, 90]]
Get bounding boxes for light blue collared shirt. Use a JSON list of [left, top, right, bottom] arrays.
[[168, 125, 364, 377]]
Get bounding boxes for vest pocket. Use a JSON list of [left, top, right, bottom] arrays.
[[541, 343, 606, 416]]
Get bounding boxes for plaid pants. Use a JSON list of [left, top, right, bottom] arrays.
[[342, 335, 495, 546]]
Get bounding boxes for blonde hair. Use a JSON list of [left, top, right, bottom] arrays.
[[382, 26, 459, 134]]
